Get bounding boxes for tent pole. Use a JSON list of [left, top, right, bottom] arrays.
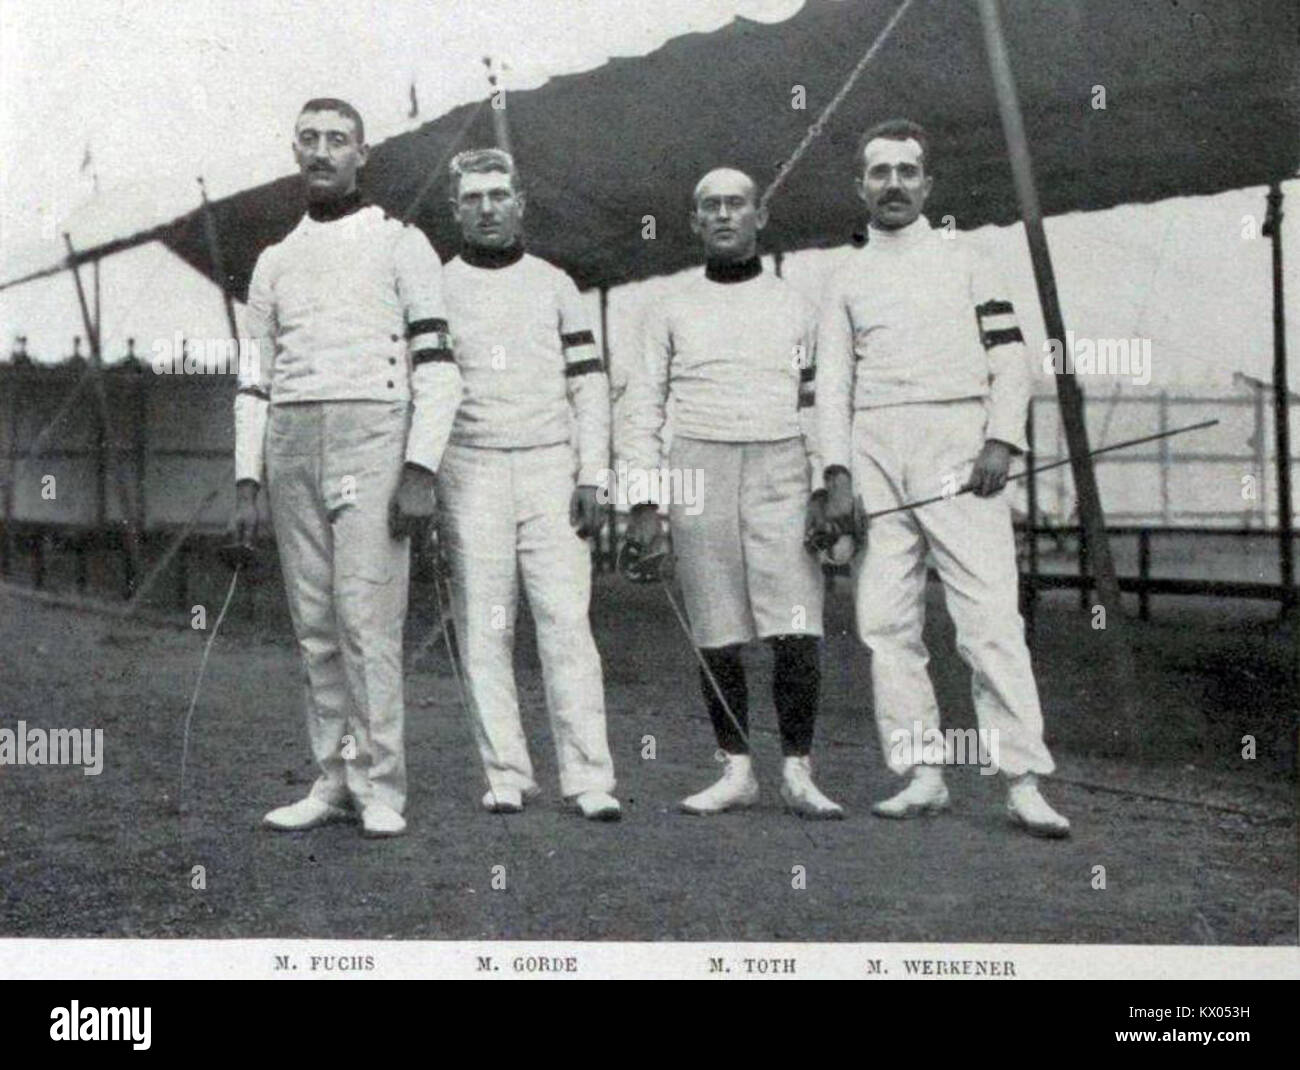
[[976, 0, 1138, 723], [198, 177, 241, 342], [63, 235, 143, 592], [1024, 397, 1038, 640], [93, 258, 101, 351], [599, 284, 614, 571], [3, 370, 14, 576], [1264, 183, 1294, 614]]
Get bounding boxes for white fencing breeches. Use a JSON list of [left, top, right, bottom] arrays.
[[850, 399, 1055, 778], [266, 400, 412, 813], [437, 441, 615, 799], [668, 436, 824, 648]]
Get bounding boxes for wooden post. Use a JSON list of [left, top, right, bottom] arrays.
[[92, 337, 106, 528], [198, 179, 241, 343], [3, 365, 14, 576], [977, 0, 1138, 727], [93, 258, 101, 351], [1078, 520, 1090, 612], [1264, 183, 1294, 613], [76, 537, 88, 593], [63, 237, 144, 595], [135, 361, 148, 532], [1251, 383, 1267, 529], [1024, 397, 1038, 639], [1159, 390, 1172, 526], [33, 528, 46, 589], [1138, 529, 1151, 622], [599, 284, 614, 572]]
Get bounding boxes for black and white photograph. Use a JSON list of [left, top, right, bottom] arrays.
[[0, 0, 1296, 999]]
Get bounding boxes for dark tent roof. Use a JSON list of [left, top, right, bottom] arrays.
[[7, 0, 1298, 297]]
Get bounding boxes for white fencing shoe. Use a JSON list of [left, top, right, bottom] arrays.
[[262, 796, 349, 831], [361, 802, 407, 838], [680, 753, 759, 815], [572, 790, 622, 822], [482, 787, 524, 814], [872, 766, 950, 819], [1006, 774, 1071, 838], [780, 756, 844, 820]]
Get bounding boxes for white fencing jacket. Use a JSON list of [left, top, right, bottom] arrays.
[[441, 245, 610, 488], [234, 200, 462, 482], [621, 258, 821, 505], [817, 216, 1030, 473]]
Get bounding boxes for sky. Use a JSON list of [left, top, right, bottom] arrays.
[[1, 0, 1296, 407]]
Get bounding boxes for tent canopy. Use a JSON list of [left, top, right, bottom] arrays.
[[8, 0, 1298, 297]]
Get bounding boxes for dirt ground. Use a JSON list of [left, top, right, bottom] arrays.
[[0, 567, 1295, 944]]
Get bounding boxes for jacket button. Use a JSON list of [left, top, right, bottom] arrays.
[[387, 380, 394, 388], [389, 357, 397, 365], [390, 334, 399, 342]]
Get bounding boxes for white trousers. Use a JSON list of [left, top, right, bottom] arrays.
[[851, 399, 1055, 778], [266, 400, 412, 812], [437, 440, 615, 798]]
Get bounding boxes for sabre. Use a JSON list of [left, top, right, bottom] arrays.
[[868, 418, 1219, 522], [646, 552, 821, 845], [619, 544, 754, 754], [178, 543, 251, 815], [808, 419, 1219, 559], [421, 532, 523, 822]]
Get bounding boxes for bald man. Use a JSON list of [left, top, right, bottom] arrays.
[[621, 168, 842, 818]]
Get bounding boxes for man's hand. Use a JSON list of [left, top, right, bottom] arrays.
[[619, 503, 667, 582], [389, 462, 437, 540], [804, 488, 830, 551], [822, 466, 856, 538], [965, 439, 1013, 498], [231, 479, 260, 546], [569, 485, 604, 539], [806, 468, 866, 562]]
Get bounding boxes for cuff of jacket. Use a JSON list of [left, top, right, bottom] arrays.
[[984, 411, 1029, 454], [807, 459, 826, 492], [578, 461, 609, 492], [233, 393, 269, 485]]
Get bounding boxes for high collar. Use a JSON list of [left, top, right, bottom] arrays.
[[705, 255, 763, 284], [866, 215, 932, 247], [305, 188, 364, 223], [460, 240, 525, 269]]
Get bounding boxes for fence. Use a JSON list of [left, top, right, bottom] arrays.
[[1, 364, 1296, 616]]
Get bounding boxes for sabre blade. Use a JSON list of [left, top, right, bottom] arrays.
[[178, 565, 240, 815], [866, 418, 1219, 522]]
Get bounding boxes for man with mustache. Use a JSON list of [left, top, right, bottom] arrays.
[[815, 119, 1070, 837], [435, 148, 619, 820], [621, 167, 842, 818], [232, 98, 462, 837]]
